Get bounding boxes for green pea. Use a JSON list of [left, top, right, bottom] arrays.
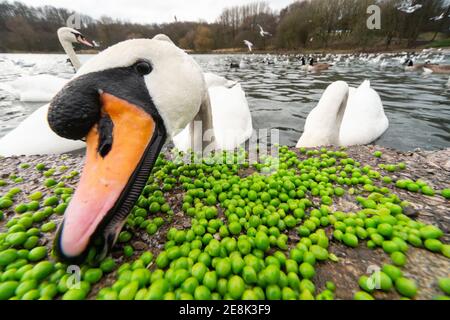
[[15, 203, 28, 214], [43, 196, 59, 206], [194, 285, 211, 300], [265, 284, 281, 300], [100, 258, 116, 273], [203, 271, 217, 291], [228, 221, 242, 235], [0, 198, 13, 209], [231, 255, 245, 274], [382, 264, 403, 282], [191, 262, 208, 282], [84, 268, 103, 284], [441, 245, 450, 258], [424, 239, 443, 253], [118, 231, 132, 243], [299, 263, 315, 279], [19, 288, 39, 300], [40, 283, 58, 299], [0, 281, 19, 300], [420, 226, 443, 240], [118, 281, 139, 300], [377, 223, 393, 238], [255, 231, 270, 251], [215, 259, 231, 278], [440, 189, 450, 199], [343, 233, 358, 248], [438, 278, 450, 295], [0, 249, 18, 266], [6, 232, 28, 246], [28, 246, 47, 262], [309, 245, 328, 261], [264, 264, 281, 285], [14, 279, 37, 298], [395, 278, 418, 298], [41, 221, 56, 233], [282, 287, 297, 300], [368, 271, 392, 292], [354, 291, 375, 300], [358, 275, 375, 293], [123, 245, 134, 257], [156, 252, 169, 269], [227, 275, 245, 300], [31, 261, 54, 281], [391, 252, 407, 267], [382, 241, 400, 254], [62, 289, 88, 300]]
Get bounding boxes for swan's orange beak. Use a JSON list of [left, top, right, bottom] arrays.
[[51, 88, 166, 263]]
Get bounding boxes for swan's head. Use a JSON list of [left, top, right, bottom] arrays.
[[48, 36, 206, 263], [57, 27, 93, 47]]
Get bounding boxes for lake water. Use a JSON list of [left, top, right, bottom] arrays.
[[0, 51, 449, 152]]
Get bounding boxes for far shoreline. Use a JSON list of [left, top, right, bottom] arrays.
[[1, 46, 449, 56]]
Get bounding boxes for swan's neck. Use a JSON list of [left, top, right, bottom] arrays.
[[61, 40, 81, 71]]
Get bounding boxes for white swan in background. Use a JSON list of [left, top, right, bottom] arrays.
[[0, 28, 93, 102], [0, 37, 253, 157], [173, 73, 253, 151], [297, 80, 389, 148], [339, 81, 389, 146], [0, 104, 86, 156]]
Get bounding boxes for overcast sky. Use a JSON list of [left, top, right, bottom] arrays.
[[13, 0, 295, 24]]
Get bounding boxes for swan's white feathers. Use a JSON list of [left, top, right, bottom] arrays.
[[78, 38, 206, 139], [339, 81, 389, 146], [0, 104, 85, 156], [297, 81, 349, 148], [173, 74, 253, 151]]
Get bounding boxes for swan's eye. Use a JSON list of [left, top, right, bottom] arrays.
[[135, 61, 152, 76]]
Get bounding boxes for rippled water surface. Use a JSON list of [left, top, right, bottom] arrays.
[[1, 51, 449, 151]]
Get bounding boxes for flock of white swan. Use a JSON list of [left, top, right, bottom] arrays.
[[0, 27, 449, 158]]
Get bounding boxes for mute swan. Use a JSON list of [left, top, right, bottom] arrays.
[[0, 28, 93, 102], [297, 80, 389, 148], [339, 81, 389, 146], [0, 36, 253, 157], [173, 73, 253, 151], [40, 37, 211, 262]]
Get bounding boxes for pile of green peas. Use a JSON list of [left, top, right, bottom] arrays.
[[0, 146, 449, 300]]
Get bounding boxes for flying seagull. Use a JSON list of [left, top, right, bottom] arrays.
[[397, 0, 423, 13], [257, 24, 271, 37], [243, 40, 254, 52], [430, 12, 445, 21]]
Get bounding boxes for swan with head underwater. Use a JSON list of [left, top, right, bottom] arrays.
[[37, 36, 215, 262], [297, 80, 389, 148], [0, 27, 94, 102]]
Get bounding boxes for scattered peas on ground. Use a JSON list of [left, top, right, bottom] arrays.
[[0, 146, 449, 300]]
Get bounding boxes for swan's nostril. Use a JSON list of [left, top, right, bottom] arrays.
[[98, 115, 114, 158]]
